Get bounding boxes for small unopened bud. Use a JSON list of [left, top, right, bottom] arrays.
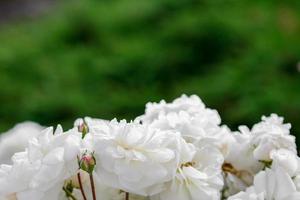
[[75, 118, 89, 138], [79, 153, 96, 174]]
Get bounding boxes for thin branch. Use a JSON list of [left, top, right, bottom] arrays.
[[77, 172, 87, 200], [90, 173, 97, 200]]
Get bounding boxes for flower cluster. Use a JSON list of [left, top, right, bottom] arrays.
[[0, 94, 299, 200]]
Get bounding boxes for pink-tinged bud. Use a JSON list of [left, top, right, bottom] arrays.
[[76, 118, 89, 138], [79, 153, 96, 174]]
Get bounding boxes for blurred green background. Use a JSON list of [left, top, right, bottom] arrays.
[[0, 0, 299, 144]]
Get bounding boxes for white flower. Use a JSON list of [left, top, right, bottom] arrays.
[[0, 152, 39, 198], [153, 140, 224, 200], [270, 149, 299, 177], [251, 114, 296, 161], [226, 114, 296, 177], [0, 122, 44, 164], [227, 187, 264, 200], [27, 126, 82, 188], [229, 166, 300, 200], [223, 146, 255, 197], [93, 120, 181, 196], [225, 126, 263, 175], [149, 110, 229, 144], [139, 94, 231, 157], [0, 95, 299, 200], [222, 173, 248, 198], [139, 94, 214, 124], [0, 126, 84, 200]]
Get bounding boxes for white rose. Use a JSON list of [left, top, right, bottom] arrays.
[[0, 122, 44, 164], [225, 126, 263, 174], [254, 167, 300, 200], [149, 111, 230, 149], [227, 187, 264, 200], [140, 94, 231, 156], [0, 126, 84, 200], [138, 94, 220, 125], [251, 114, 296, 161], [270, 149, 299, 177], [0, 152, 39, 197], [27, 126, 82, 188], [93, 120, 181, 196], [229, 166, 300, 200], [222, 173, 248, 198], [153, 140, 224, 200]]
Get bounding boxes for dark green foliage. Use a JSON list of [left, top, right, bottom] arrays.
[[0, 0, 299, 145]]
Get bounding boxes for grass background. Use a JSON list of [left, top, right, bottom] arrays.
[[0, 0, 299, 144]]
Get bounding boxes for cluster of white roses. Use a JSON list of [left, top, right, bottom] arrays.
[[0, 94, 300, 200]]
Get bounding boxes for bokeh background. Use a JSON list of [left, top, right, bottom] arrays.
[[0, 0, 299, 144]]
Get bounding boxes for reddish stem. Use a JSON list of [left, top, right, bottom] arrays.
[[90, 174, 97, 200], [77, 172, 87, 200]]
